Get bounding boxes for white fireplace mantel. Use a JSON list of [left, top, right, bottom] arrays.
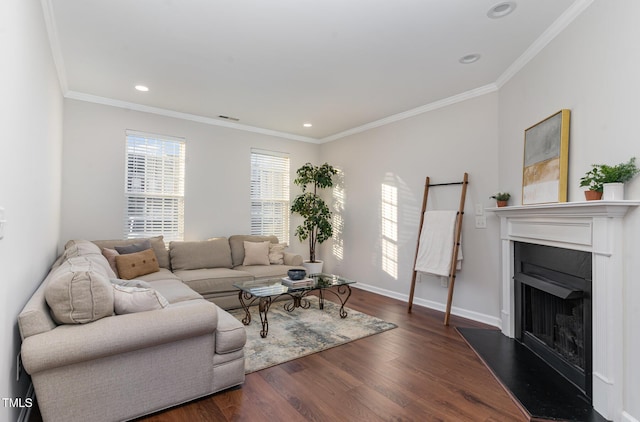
[[490, 200, 640, 422]]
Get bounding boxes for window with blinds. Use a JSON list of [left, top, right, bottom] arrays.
[[124, 131, 185, 243], [250, 149, 290, 243]]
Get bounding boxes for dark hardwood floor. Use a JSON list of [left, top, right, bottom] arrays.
[[31, 288, 527, 422]]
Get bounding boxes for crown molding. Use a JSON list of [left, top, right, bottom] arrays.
[[319, 83, 499, 143], [47, 0, 593, 145], [495, 0, 595, 88], [64, 91, 321, 144]]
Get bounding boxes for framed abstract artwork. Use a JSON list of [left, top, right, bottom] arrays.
[[522, 109, 570, 205]]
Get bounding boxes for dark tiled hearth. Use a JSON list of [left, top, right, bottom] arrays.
[[457, 328, 609, 422]]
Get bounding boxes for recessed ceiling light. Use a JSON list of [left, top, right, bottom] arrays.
[[135, 85, 149, 92], [487, 2, 516, 19], [459, 54, 481, 64], [303, 123, 313, 128]]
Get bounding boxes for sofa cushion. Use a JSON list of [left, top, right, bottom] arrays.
[[284, 252, 304, 267], [115, 249, 160, 280], [45, 256, 115, 324], [215, 309, 247, 354], [145, 278, 203, 303], [229, 235, 278, 267], [134, 268, 181, 283], [268, 243, 286, 264], [170, 238, 232, 270], [63, 239, 103, 258], [242, 241, 271, 266], [173, 268, 254, 295], [92, 236, 171, 269], [115, 239, 151, 255], [233, 264, 304, 279], [63, 240, 117, 278], [112, 284, 169, 315]]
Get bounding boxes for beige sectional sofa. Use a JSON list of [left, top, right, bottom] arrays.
[[18, 235, 303, 422]]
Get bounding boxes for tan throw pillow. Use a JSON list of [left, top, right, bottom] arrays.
[[268, 243, 286, 264], [102, 248, 120, 276], [112, 284, 169, 315], [115, 249, 160, 280], [243, 241, 271, 266]]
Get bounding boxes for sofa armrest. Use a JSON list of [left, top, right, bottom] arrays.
[[284, 252, 303, 266], [21, 300, 218, 375]]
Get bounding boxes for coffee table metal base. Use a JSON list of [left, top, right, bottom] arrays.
[[238, 285, 352, 338]]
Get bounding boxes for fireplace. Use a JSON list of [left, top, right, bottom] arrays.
[[514, 242, 592, 398], [492, 201, 640, 421]]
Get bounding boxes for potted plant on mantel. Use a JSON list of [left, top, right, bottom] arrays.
[[290, 162, 337, 274], [490, 192, 511, 207], [580, 157, 639, 200]]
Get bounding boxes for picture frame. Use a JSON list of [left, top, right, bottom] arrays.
[[522, 109, 570, 205]]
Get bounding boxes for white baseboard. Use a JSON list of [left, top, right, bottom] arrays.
[[352, 283, 502, 328], [622, 411, 640, 422]]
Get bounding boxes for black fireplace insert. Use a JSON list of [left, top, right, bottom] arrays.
[[514, 242, 592, 399]]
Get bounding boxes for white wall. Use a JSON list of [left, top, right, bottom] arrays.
[[498, 1, 640, 420], [320, 93, 501, 324], [61, 99, 319, 257], [0, 0, 63, 420]]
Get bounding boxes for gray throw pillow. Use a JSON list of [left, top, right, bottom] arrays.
[[115, 239, 151, 254]]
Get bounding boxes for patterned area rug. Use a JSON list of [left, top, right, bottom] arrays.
[[228, 296, 397, 373]]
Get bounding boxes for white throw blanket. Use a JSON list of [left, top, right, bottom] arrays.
[[414, 210, 463, 277]]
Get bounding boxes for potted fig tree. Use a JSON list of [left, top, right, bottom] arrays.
[[290, 162, 337, 274]]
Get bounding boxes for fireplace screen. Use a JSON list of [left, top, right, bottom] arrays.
[[514, 242, 592, 398], [524, 286, 585, 369]]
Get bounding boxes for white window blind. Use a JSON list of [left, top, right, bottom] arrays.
[[250, 149, 290, 243], [124, 131, 185, 243]]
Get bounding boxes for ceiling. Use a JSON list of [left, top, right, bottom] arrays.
[[46, 0, 584, 142]]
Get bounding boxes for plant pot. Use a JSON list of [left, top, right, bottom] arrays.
[[602, 183, 624, 200], [302, 260, 323, 275], [584, 190, 603, 201], [496, 200, 508, 207]]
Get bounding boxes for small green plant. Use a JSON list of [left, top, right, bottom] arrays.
[[490, 192, 511, 201], [580, 157, 639, 192], [601, 157, 639, 183], [290, 162, 337, 263], [580, 165, 606, 192]]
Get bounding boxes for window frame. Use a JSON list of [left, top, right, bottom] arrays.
[[250, 148, 290, 243], [123, 130, 186, 243]]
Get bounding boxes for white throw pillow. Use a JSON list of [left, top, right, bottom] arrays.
[[110, 278, 152, 289], [268, 243, 287, 265], [242, 241, 271, 266], [112, 284, 169, 315]]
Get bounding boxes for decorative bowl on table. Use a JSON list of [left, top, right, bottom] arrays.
[[287, 269, 307, 281]]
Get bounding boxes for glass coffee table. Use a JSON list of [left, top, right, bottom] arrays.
[[233, 273, 356, 338]]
